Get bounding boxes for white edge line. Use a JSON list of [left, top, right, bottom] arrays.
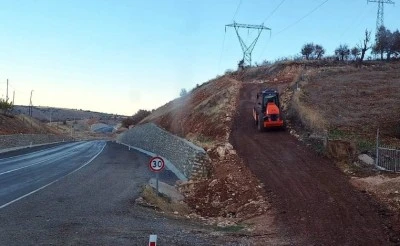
[[0, 141, 80, 161], [0, 142, 89, 175], [0, 141, 107, 210]]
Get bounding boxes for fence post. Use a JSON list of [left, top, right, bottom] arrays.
[[375, 128, 379, 168]]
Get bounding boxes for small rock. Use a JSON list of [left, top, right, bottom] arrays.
[[225, 143, 234, 150], [209, 179, 218, 187], [358, 154, 374, 166], [216, 146, 226, 158], [173, 211, 179, 215], [135, 197, 144, 204]]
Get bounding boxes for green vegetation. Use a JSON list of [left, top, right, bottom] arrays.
[[357, 139, 375, 153], [180, 88, 188, 97], [328, 129, 347, 139], [0, 98, 13, 115], [214, 224, 246, 232], [122, 109, 151, 128]]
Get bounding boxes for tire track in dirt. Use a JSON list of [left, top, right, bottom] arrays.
[[231, 83, 397, 245]]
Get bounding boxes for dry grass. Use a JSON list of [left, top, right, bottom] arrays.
[[283, 62, 400, 150], [291, 89, 328, 133], [304, 62, 400, 145], [141, 185, 191, 215]]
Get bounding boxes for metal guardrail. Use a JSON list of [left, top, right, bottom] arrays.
[[376, 128, 400, 172]]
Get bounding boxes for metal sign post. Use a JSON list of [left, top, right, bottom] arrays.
[[148, 156, 165, 196]]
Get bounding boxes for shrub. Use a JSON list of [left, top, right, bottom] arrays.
[[0, 98, 13, 115], [122, 109, 152, 128]]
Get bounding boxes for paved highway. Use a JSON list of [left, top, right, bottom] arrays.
[[0, 141, 244, 245], [0, 141, 106, 209]]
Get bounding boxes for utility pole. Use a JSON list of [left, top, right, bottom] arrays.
[[29, 90, 34, 117], [367, 0, 395, 32], [225, 22, 271, 67]]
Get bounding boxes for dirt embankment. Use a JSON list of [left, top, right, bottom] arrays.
[[231, 71, 400, 244], [0, 114, 58, 135], [141, 76, 270, 221], [139, 61, 400, 244]]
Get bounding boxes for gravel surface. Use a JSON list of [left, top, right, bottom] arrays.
[[0, 141, 252, 245]]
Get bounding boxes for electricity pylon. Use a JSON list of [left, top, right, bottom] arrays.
[[367, 0, 395, 31], [225, 22, 271, 66]]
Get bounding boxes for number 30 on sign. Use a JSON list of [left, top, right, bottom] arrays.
[[149, 156, 165, 172]]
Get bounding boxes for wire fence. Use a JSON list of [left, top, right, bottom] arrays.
[[376, 129, 400, 173]]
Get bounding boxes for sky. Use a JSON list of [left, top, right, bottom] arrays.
[[0, 0, 398, 116]]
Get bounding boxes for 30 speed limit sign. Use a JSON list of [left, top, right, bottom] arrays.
[[149, 156, 165, 172]]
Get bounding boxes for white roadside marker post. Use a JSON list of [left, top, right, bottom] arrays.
[[149, 234, 157, 246]]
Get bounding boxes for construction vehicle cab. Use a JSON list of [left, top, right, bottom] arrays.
[[253, 89, 284, 131]]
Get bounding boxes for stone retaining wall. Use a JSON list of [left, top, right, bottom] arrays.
[[117, 123, 211, 180], [0, 134, 72, 150]]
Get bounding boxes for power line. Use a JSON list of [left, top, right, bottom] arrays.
[[257, 0, 329, 61], [262, 0, 286, 23], [217, 31, 227, 72], [275, 0, 329, 36], [218, 0, 242, 73], [232, 0, 242, 21], [339, 3, 375, 40]]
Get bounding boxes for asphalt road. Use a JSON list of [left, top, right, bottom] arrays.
[[0, 141, 106, 209], [0, 141, 248, 245]]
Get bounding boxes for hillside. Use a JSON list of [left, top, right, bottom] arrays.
[[0, 114, 59, 135], [297, 62, 400, 146], [14, 105, 124, 123], [138, 60, 400, 244]]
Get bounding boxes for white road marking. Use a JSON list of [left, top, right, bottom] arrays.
[[0, 142, 89, 176], [0, 141, 106, 209]]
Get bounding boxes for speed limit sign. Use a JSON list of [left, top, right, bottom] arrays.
[[149, 156, 165, 172]]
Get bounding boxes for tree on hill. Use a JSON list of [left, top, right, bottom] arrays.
[[351, 47, 360, 60], [121, 109, 151, 128], [357, 29, 371, 62], [335, 44, 350, 61], [372, 26, 400, 60], [180, 88, 188, 97], [314, 44, 325, 60], [372, 26, 392, 60], [301, 43, 315, 60], [390, 29, 400, 58]]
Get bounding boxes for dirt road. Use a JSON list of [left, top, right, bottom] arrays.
[[231, 83, 399, 245]]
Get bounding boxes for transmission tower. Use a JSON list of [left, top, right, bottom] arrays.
[[368, 0, 395, 31], [225, 22, 271, 66]]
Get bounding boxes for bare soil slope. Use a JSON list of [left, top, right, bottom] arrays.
[[140, 76, 270, 221], [0, 114, 59, 135], [231, 82, 399, 244]]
